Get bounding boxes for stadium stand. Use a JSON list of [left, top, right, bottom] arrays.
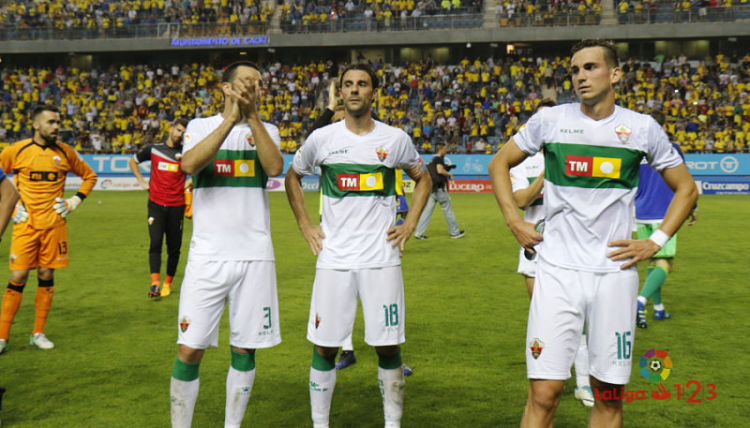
[[1, 54, 748, 154], [0, 0, 273, 40]]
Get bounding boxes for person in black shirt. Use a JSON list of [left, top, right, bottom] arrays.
[[414, 142, 464, 239]]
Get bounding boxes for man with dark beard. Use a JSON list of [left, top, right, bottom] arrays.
[[0, 105, 97, 353]]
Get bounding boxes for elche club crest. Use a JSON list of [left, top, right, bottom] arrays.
[[52, 155, 62, 165], [246, 134, 254, 146], [376, 146, 388, 162], [529, 338, 544, 359], [179, 316, 191, 332], [615, 124, 631, 144]]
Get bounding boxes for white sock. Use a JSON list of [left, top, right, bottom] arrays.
[[637, 295, 647, 305], [171, 377, 200, 428], [574, 334, 590, 388], [654, 303, 665, 311], [224, 367, 255, 428], [378, 367, 405, 427], [342, 333, 354, 352], [310, 367, 336, 426]]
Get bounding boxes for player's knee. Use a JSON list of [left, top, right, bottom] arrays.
[[177, 345, 205, 363], [37, 267, 54, 281], [375, 345, 400, 357], [528, 381, 564, 412], [314, 345, 338, 359]]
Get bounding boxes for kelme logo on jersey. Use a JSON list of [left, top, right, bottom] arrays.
[[157, 161, 180, 172], [530, 338, 544, 359], [615, 124, 632, 144], [214, 159, 255, 177], [337, 173, 384, 191], [565, 155, 622, 179]]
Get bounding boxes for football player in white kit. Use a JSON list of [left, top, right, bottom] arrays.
[[509, 99, 595, 408], [490, 40, 698, 427], [285, 63, 431, 428], [170, 61, 284, 428]]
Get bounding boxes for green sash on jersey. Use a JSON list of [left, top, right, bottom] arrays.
[[544, 142, 644, 190], [194, 149, 268, 189], [320, 163, 396, 198]]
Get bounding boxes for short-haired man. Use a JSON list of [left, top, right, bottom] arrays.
[[489, 40, 698, 427], [413, 142, 464, 239], [129, 118, 191, 298], [286, 63, 431, 428], [170, 62, 284, 427], [0, 105, 98, 353]]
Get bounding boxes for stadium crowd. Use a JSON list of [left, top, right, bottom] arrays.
[[0, 0, 273, 36], [494, 0, 603, 26], [1, 53, 748, 154], [280, 0, 482, 32]]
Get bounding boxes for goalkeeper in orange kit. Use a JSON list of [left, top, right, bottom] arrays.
[[0, 105, 97, 353]]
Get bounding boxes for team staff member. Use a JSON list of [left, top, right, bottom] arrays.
[[0, 105, 97, 352], [129, 119, 191, 298]]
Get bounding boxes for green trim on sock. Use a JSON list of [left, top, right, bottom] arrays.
[[231, 349, 256, 371], [311, 347, 336, 371], [172, 357, 200, 381], [377, 351, 402, 370], [639, 265, 668, 301]]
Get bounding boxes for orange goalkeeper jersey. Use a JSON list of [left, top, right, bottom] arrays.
[[0, 139, 98, 229]]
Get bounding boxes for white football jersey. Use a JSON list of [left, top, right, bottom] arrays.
[[292, 120, 422, 269], [183, 114, 281, 261], [513, 103, 683, 272], [510, 151, 545, 224]]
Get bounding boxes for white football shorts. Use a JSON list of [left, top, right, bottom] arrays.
[[517, 246, 538, 277], [526, 261, 638, 385], [177, 259, 281, 350], [307, 266, 405, 348]]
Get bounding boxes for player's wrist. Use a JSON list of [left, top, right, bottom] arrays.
[[648, 229, 670, 248]]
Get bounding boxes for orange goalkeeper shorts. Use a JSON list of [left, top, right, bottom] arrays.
[[9, 222, 69, 270]]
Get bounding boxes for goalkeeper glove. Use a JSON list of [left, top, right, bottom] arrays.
[[12, 203, 29, 223], [53, 195, 82, 218]]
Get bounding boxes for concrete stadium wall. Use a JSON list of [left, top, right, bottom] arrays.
[[3, 22, 750, 54]]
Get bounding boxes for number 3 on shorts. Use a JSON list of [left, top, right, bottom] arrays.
[[383, 303, 398, 327], [263, 306, 272, 329]]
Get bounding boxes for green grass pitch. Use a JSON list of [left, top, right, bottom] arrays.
[[0, 191, 747, 427]]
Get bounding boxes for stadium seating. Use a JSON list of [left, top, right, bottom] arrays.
[[1, 55, 748, 154]]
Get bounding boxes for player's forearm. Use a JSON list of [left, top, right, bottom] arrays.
[[512, 180, 542, 209], [181, 119, 235, 175], [128, 159, 148, 185], [402, 171, 431, 228], [284, 169, 313, 230], [248, 117, 283, 177], [0, 179, 19, 236], [489, 155, 525, 227], [76, 165, 98, 197], [657, 183, 698, 238]]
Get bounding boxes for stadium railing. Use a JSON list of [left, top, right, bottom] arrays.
[[280, 13, 484, 33], [0, 22, 270, 41], [497, 11, 602, 26], [617, 5, 750, 24]]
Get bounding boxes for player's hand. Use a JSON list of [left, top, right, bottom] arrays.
[[687, 208, 698, 226], [509, 219, 542, 255], [301, 223, 325, 256], [139, 180, 149, 191], [53, 195, 82, 218], [327, 80, 338, 110], [387, 221, 415, 252], [12, 203, 29, 223], [607, 238, 660, 270]]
